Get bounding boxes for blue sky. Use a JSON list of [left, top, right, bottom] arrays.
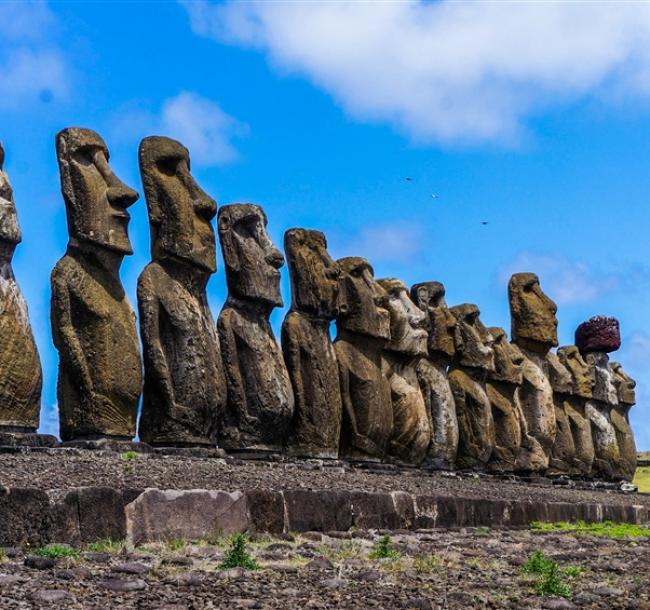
[[2, 1, 650, 449]]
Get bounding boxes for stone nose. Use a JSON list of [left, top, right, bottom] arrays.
[[107, 182, 139, 209], [265, 248, 285, 270]]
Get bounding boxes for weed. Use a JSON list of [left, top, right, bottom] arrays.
[[474, 526, 492, 536], [121, 451, 138, 462], [33, 544, 79, 559], [535, 563, 572, 598], [0, 548, 5, 562], [318, 540, 364, 562], [564, 565, 584, 578], [522, 550, 555, 575], [86, 539, 126, 554], [413, 554, 444, 573], [164, 538, 187, 552], [530, 520, 650, 539], [369, 535, 400, 560], [219, 533, 259, 571]]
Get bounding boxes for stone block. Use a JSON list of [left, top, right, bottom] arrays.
[[350, 491, 402, 530], [284, 490, 352, 532], [0, 487, 52, 546], [245, 489, 285, 534]]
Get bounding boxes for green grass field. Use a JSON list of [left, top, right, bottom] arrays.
[[633, 466, 650, 493]]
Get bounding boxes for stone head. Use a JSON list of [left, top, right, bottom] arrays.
[[583, 351, 618, 405], [336, 257, 390, 341], [377, 278, 427, 356], [284, 228, 340, 319], [575, 316, 621, 353], [488, 326, 524, 384], [410, 281, 456, 359], [139, 136, 217, 274], [508, 272, 558, 354], [449, 303, 495, 372], [0, 142, 21, 256], [217, 203, 284, 308], [546, 351, 572, 395], [611, 362, 636, 406], [557, 345, 593, 399], [56, 128, 139, 255]]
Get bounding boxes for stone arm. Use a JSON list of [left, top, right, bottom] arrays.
[[51, 270, 95, 397], [281, 320, 306, 410], [449, 380, 475, 455], [137, 275, 176, 410], [217, 311, 247, 417]]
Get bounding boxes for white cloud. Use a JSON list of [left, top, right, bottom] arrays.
[[0, 2, 69, 109], [111, 92, 248, 167], [497, 252, 620, 306], [182, 1, 650, 144], [330, 221, 424, 265]]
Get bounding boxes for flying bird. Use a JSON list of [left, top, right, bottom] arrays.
[[405, 177, 413, 181], [431, 193, 439, 200], [481, 221, 489, 225]]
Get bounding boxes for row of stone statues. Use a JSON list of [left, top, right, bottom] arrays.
[[0, 130, 638, 481]]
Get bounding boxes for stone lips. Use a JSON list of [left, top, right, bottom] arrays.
[[575, 315, 622, 353]]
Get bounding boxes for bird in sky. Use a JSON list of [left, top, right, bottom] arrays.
[[431, 193, 438, 199], [405, 177, 413, 181], [481, 221, 489, 225]]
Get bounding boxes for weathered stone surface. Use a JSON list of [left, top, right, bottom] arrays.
[[0, 488, 52, 547], [0, 142, 42, 431], [509, 273, 558, 468], [610, 362, 637, 480], [485, 327, 523, 473], [448, 304, 495, 469], [244, 489, 285, 534], [217, 204, 294, 451], [377, 279, 430, 465], [51, 128, 142, 441], [547, 351, 577, 475], [575, 315, 621, 354], [349, 491, 405, 530], [282, 229, 341, 458], [284, 490, 352, 532], [335, 257, 392, 461], [125, 489, 249, 545], [557, 346, 595, 476], [410, 282, 458, 468], [137, 136, 226, 446]]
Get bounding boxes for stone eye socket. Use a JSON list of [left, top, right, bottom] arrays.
[[234, 216, 258, 240], [156, 156, 180, 177], [72, 145, 99, 167]]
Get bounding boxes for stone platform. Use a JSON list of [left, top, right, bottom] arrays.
[[1, 450, 648, 547]]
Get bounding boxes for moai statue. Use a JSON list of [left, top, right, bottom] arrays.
[[334, 257, 392, 461], [282, 228, 342, 458], [610, 362, 637, 481], [377, 278, 431, 465], [51, 128, 142, 441], [137, 136, 227, 446], [557, 346, 595, 476], [485, 327, 524, 473], [546, 351, 577, 475], [217, 204, 294, 452], [576, 316, 622, 480], [410, 282, 458, 469], [448, 304, 495, 469], [0, 142, 43, 433], [508, 273, 558, 469]]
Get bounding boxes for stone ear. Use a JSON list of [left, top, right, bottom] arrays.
[[218, 215, 240, 273]]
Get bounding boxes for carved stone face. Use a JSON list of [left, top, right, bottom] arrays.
[[0, 142, 21, 250], [509, 272, 558, 354], [546, 351, 572, 395], [584, 352, 618, 405], [218, 203, 285, 308], [575, 315, 621, 353], [139, 136, 217, 273], [450, 303, 495, 371], [557, 345, 593, 399], [611, 362, 636, 406], [377, 278, 427, 356], [337, 257, 390, 340], [284, 228, 339, 319], [410, 281, 456, 359], [56, 128, 139, 255], [488, 326, 523, 384]]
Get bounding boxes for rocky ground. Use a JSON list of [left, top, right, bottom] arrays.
[[1, 450, 649, 509], [0, 526, 648, 609]]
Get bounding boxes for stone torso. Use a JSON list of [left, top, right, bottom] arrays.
[[415, 357, 458, 468], [218, 303, 294, 451], [52, 253, 141, 439], [335, 335, 393, 461], [282, 311, 341, 458], [485, 379, 521, 472], [138, 262, 227, 446], [0, 263, 42, 430]]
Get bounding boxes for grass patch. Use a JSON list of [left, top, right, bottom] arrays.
[[633, 466, 650, 493], [164, 538, 188, 552], [219, 533, 259, 571], [369, 535, 400, 560], [413, 553, 445, 573], [33, 544, 79, 559], [318, 540, 364, 562], [121, 450, 138, 462], [86, 539, 126, 554], [530, 520, 650, 539], [521, 550, 579, 599]]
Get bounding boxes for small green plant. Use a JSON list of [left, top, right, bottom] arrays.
[[474, 526, 492, 536], [413, 553, 444, 573], [564, 565, 584, 578], [86, 539, 126, 554], [0, 547, 6, 561], [535, 563, 572, 598], [121, 450, 138, 462], [219, 533, 259, 570], [369, 535, 400, 560], [522, 550, 555, 575], [33, 544, 79, 559], [164, 537, 187, 552], [530, 520, 650, 539]]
